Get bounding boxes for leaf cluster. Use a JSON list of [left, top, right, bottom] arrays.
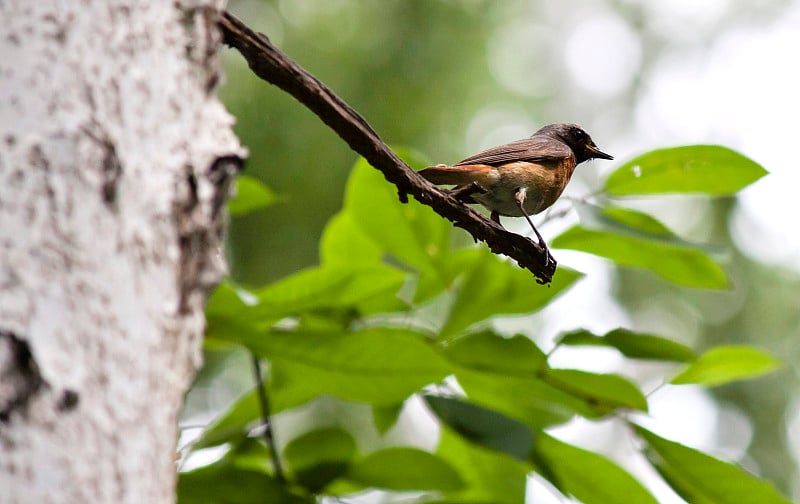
[[180, 146, 787, 503]]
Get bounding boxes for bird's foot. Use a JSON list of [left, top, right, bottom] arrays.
[[535, 238, 556, 269], [543, 246, 556, 269], [448, 182, 486, 204]]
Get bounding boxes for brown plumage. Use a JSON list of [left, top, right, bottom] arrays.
[[418, 123, 612, 248]]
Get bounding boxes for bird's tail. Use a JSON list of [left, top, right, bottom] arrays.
[[418, 164, 491, 186]]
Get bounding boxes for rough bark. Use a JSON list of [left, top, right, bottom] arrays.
[[0, 1, 243, 502]]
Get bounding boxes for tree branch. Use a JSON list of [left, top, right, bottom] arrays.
[[217, 10, 557, 284]]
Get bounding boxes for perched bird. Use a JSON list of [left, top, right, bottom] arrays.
[[418, 123, 613, 249]]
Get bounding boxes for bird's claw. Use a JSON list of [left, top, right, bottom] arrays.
[[539, 242, 556, 269], [448, 182, 486, 204]]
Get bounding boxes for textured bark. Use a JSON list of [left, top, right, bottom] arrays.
[[0, 1, 242, 502]]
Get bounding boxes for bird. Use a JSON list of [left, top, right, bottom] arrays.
[[418, 123, 613, 250]]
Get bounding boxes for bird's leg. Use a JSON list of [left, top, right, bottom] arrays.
[[514, 188, 547, 249], [514, 189, 555, 267], [490, 211, 501, 224]]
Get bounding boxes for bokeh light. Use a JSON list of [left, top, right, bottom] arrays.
[[564, 14, 642, 97]]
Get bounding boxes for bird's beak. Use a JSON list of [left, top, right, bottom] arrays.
[[587, 144, 613, 160]]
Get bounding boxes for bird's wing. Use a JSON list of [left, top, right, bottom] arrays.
[[455, 136, 572, 166]]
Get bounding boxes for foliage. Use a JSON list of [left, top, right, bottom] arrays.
[[227, 176, 279, 216], [178, 144, 790, 504]]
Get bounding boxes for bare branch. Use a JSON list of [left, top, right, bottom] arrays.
[[217, 11, 556, 284]]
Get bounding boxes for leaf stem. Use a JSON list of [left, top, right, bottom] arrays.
[[251, 354, 285, 483]]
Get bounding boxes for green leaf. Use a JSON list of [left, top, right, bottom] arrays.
[[347, 447, 464, 491], [574, 200, 723, 254], [601, 206, 675, 236], [442, 331, 547, 375], [319, 211, 384, 267], [634, 425, 791, 504], [233, 328, 450, 411], [372, 402, 404, 434], [552, 226, 728, 289], [439, 253, 582, 338], [459, 366, 650, 424], [342, 154, 481, 303], [436, 426, 531, 503], [557, 328, 695, 362], [424, 395, 533, 460], [670, 345, 783, 386], [178, 458, 310, 504], [534, 433, 658, 504], [543, 369, 648, 414], [226, 437, 276, 472], [205, 281, 253, 323], [192, 388, 259, 450], [454, 370, 586, 428], [284, 428, 356, 492], [252, 264, 407, 321], [413, 248, 484, 304], [344, 157, 451, 271], [204, 283, 268, 353], [284, 427, 356, 471], [228, 175, 279, 216], [605, 145, 767, 196], [444, 331, 649, 427], [206, 267, 407, 340]]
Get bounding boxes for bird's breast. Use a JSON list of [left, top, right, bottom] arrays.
[[474, 160, 575, 216]]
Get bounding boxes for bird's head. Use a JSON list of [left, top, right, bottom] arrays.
[[537, 123, 613, 164]]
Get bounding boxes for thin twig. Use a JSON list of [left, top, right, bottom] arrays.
[[545, 342, 562, 359], [251, 354, 285, 482], [217, 10, 557, 284], [645, 379, 668, 398]]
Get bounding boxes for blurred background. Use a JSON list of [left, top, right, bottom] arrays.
[[214, 0, 800, 501]]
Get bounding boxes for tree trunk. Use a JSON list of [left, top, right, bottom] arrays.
[[0, 1, 242, 502]]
